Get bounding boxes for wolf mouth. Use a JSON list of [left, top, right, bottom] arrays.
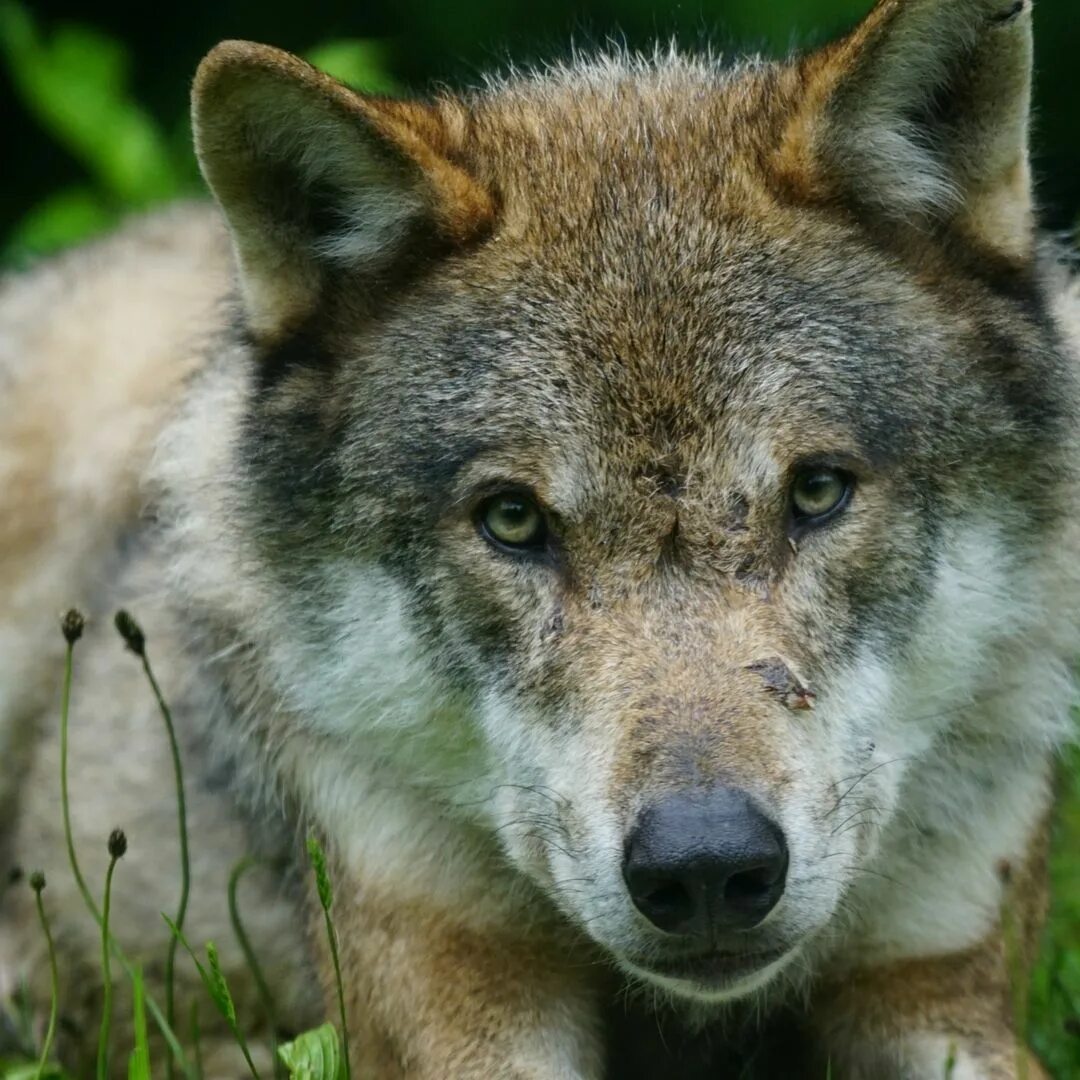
[[628, 944, 791, 990]]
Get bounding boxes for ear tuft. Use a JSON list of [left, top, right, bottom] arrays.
[[780, 0, 1036, 261], [192, 42, 494, 340]]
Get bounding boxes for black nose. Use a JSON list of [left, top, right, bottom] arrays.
[[623, 785, 788, 937]]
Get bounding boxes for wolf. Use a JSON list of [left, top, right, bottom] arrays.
[[2, 0, 1079, 1075]]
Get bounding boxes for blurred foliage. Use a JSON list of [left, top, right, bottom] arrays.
[[3, 0, 1077, 266], [0, 1, 189, 261], [0, 2, 397, 265]]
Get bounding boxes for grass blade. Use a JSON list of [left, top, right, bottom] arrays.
[[306, 835, 351, 1080], [163, 916, 260, 1079], [228, 857, 282, 1077], [127, 965, 150, 1080]]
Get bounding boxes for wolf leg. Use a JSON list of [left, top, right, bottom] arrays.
[[311, 876, 605, 1080], [809, 781, 1055, 1080], [810, 939, 1049, 1080]]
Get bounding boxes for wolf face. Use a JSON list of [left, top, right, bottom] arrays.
[[178, 0, 1078, 1008]]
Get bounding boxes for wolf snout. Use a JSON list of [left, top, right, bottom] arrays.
[[622, 784, 788, 939]]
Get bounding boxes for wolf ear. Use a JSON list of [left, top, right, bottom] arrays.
[[783, 0, 1035, 260], [192, 42, 493, 339]]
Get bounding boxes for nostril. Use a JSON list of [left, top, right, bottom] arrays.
[[641, 880, 693, 921], [723, 864, 780, 904], [625, 872, 699, 933]]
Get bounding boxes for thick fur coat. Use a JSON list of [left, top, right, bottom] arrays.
[[3, 0, 1080, 1076]]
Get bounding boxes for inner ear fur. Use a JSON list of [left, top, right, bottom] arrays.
[[192, 41, 494, 340], [778, 0, 1036, 261]]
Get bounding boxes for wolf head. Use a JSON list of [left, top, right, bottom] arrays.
[[181, 0, 1077, 1004]]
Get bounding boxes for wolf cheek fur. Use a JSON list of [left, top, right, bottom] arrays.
[[1, 0, 1079, 1076]]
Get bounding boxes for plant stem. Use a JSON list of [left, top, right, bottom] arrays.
[[228, 857, 282, 1078], [164, 919, 261, 1080], [31, 879, 59, 1080], [59, 624, 192, 1075], [324, 911, 349, 1080], [323, 908, 351, 1080], [237, 1027, 261, 1077], [60, 638, 96, 916], [307, 835, 351, 1080], [137, 646, 191, 1080], [97, 851, 120, 1080]]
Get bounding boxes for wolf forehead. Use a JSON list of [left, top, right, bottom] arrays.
[[204, 38, 1066, 529], [464, 56, 811, 238]]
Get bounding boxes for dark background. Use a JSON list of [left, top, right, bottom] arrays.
[[4, 0, 1079, 264]]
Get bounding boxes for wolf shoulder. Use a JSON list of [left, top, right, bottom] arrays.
[[0, 203, 233, 726], [0, 201, 232, 562], [0, 201, 231, 393]]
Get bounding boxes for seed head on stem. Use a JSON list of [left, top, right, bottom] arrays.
[[61, 609, 85, 645], [114, 610, 146, 657]]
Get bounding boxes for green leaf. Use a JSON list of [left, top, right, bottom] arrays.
[[0, 1063, 71, 1080], [943, 1041, 957, 1079], [305, 40, 398, 94], [277, 1023, 343, 1080]]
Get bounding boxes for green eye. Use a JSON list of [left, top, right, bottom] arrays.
[[479, 493, 547, 551], [791, 469, 851, 522]]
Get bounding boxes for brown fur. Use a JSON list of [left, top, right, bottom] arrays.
[[813, 818, 1052, 1077], [2, 2, 1077, 1077], [317, 884, 607, 1078]]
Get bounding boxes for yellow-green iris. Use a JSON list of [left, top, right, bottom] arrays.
[[480, 494, 546, 549], [792, 469, 849, 520]]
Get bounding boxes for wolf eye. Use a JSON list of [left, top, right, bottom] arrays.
[[478, 493, 547, 552], [791, 468, 851, 524]]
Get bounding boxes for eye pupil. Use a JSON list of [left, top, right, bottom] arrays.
[[500, 499, 528, 524]]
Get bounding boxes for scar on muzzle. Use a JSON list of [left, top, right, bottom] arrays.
[[744, 657, 816, 711]]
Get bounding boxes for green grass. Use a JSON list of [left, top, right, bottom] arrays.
[[1, 612, 348, 1080], [1030, 741, 1080, 1077]]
